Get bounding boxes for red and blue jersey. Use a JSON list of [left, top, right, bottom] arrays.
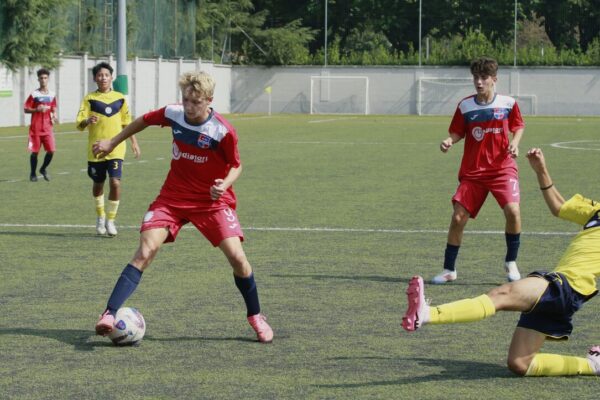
[[143, 105, 240, 211], [24, 89, 57, 136], [449, 94, 525, 180]]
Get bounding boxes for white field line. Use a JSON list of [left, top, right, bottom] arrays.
[[550, 140, 600, 151], [0, 130, 81, 139], [0, 222, 577, 237], [308, 117, 359, 123]]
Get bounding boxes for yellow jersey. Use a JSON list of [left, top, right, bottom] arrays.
[[76, 90, 131, 161], [554, 194, 600, 297]]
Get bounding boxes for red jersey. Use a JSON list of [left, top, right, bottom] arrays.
[[449, 94, 525, 180], [143, 105, 241, 210], [24, 89, 57, 136]]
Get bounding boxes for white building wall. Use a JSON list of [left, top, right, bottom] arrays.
[[1, 56, 599, 129], [0, 55, 231, 128]]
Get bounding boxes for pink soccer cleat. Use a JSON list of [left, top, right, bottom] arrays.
[[247, 313, 273, 343], [95, 310, 115, 336], [402, 276, 429, 332], [587, 345, 600, 376]]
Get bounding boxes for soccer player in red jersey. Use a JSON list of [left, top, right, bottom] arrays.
[[24, 68, 58, 182], [432, 57, 525, 284], [91, 71, 273, 343]]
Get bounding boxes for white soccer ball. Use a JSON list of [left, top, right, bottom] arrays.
[[108, 307, 146, 346]]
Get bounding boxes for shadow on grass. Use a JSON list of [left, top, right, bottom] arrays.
[[271, 273, 499, 287], [0, 327, 259, 351], [315, 356, 513, 388], [0, 231, 100, 239], [271, 273, 409, 284]]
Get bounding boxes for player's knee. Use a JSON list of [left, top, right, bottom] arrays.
[[450, 212, 469, 227], [507, 356, 529, 376]]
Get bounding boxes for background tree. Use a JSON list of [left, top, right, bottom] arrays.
[[0, 0, 74, 71]]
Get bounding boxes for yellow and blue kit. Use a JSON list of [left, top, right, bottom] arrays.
[[76, 90, 131, 161], [517, 194, 600, 339]]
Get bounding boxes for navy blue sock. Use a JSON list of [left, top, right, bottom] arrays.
[[30, 153, 38, 176], [106, 264, 143, 315], [234, 273, 261, 317], [505, 233, 521, 262], [443, 244, 460, 271]]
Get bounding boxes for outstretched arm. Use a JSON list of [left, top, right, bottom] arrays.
[[526, 148, 565, 216], [93, 116, 148, 158]]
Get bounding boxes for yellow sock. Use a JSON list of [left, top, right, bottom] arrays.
[[429, 294, 496, 324], [94, 195, 105, 217], [526, 353, 595, 376], [106, 200, 120, 221]]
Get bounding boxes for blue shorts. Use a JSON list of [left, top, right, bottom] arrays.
[[87, 160, 123, 183], [517, 271, 588, 340]]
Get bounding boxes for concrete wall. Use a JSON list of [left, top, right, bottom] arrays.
[[1, 56, 599, 129], [232, 65, 600, 116], [0, 55, 231, 128]]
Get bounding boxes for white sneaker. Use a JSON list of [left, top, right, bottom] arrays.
[[105, 219, 118, 237], [505, 261, 521, 282], [587, 345, 600, 375], [96, 216, 107, 235], [431, 269, 457, 284]]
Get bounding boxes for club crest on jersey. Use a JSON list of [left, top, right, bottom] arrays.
[[472, 126, 484, 141], [493, 108, 505, 120], [105, 106, 113, 115], [197, 133, 212, 149]]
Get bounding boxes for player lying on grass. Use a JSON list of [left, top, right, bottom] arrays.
[[91, 70, 273, 343], [402, 148, 600, 377]]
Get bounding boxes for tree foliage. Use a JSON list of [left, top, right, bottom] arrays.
[[0, 0, 74, 71], [1, 0, 600, 68]]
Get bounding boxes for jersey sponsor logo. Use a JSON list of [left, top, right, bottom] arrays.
[[472, 126, 484, 141], [171, 142, 208, 164], [105, 106, 113, 115], [172, 142, 182, 160], [493, 108, 505, 120]]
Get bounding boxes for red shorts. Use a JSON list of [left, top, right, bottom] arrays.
[[140, 200, 244, 246], [453, 175, 520, 218], [28, 134, 55, 153]]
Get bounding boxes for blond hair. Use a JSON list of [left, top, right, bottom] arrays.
[[178, 71, 215, 98]]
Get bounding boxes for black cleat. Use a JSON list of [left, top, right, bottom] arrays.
[[40, 169, 50, 181]]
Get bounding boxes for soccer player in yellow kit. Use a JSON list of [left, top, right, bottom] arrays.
[[76, 62, 140, 236], [402, 148, 600, 377]]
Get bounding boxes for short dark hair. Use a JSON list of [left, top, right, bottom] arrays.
[[470, 57, 498, 77], [37, 68, 50, 77], [92, 62, 113, 77]]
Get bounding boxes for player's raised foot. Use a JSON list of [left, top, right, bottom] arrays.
[[587, 345, 600, 376], [431, 269, 457, 284], [105, 219, 118, 237], [39, 169, 50, 181], [95, 310, 115, 336], [96, 216, 107, 235], [247, 313, 273, 343], [402, 276, 430, 332], [29, 174, 38, 182], [504, 261, 521, 282]]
